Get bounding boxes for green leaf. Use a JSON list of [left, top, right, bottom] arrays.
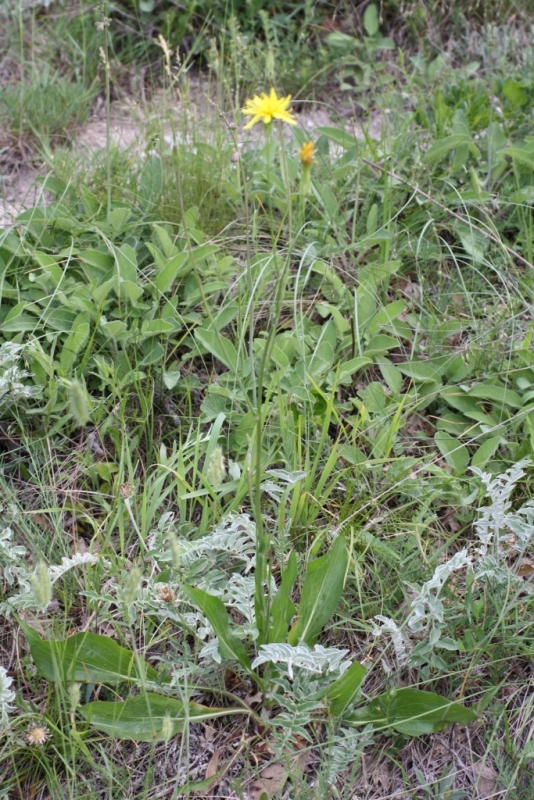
[[182, 586, 254, 676], [363, 334, 399, 356], [115, 243, 138, 284], [397, 361, 443, 383], [63, 321, 92, 368], [363, 2, 379, 36], [79, 248, 114, 277], [471, 436, 501, 468], [356, 261, 401, 293], [288, 535, 348, 647], [456, 223, 488, 265], [195, 328, 238, 373], [312, 182, 340, 222], [502, 77, 527, 109], [107, 207, 131, 234], [376, 356, 403, 394], [348, 688, 477, 735], [120, 280, 144, 305], [138, 154, 163, 211], [505, 147, 534, 171], [152, 224, 178, 258], [154, 252, 189, 293], [424, 134, 472, 163], [268, 552, 297, 644], [325, 661, 366, 717], [79, 692, 242, 742], [21, 623, 158, 685], [337, 356, 373, 382], [315, 126, 359, 151], [467, 382, 523, 408], [367, 300, 407, 336], [434, 431, 470, 474]]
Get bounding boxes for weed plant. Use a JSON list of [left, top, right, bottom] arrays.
[[1, 4, 534, 799]]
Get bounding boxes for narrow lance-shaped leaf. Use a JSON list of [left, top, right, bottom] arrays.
[[182, 585, 255, 680], [347, 688, 477, 736], [21, 622, 158, 685], [80, 692, 248, 742], [324, 661, 367, 717], [288, 534, 348, 648], [267, 551, 297, 644]]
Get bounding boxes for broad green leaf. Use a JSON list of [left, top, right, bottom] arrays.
[[78, 248, 114, 276], [324, 31, 358, 53], [107, 207, 131, 234], [502, 78, 527, 109], [316, 302, 351, 334], [356, 261, 401, 293], [338, 356, 373, 382], [163, 366, 181, 390], [434, 431, 470, 474], [182, 585, 253, 676], [398, 361, 443, 383], [376, 356, 403, 394], [195, 328, 238, 373], [115, 243, 138, 284], [268, 552, 297, 644], [325, 661, 366, 717], [33, 250, 59, 269], [315, 126, 359, 151], [188, 242, 219, 265], [467, 382, 523, 408], [61, 314, 91, 371], [80, 692, 243, 741], [143, 318, 178, 335], [288, 534, 348, 647], [456, 223, 488, 265], [440, 388, 489, 420], [81, 186, 101, 216], [363, 2, 379, 36], [348, 687, 477, 736], [2, 304, 38, 333], [152, 224, 178, 258], [21, 623, 158, 685], [100, 319, 128, 339], [363, 334, 399, 356], [154, 252, 189, 293], [506, 147, 534, 171], [367, 300, 407, 336], [312, 181, 340, 222], [471, 436, 501, 468], [424, 134, 472, 163]]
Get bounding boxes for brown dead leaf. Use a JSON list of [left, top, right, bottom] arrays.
[[245, 691, 263, 707], [248, 762, 288, 800], [202, 723, 217, 743], [472, 760, 497, 797], [205, 747, 222, 781], [372, 762, 392, 791], [517, 558, 534, 578], [247, 749, 313, 800]]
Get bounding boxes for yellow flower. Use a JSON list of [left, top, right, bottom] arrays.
[[299, 141, 314, 167], [242, 88, 297, 129]]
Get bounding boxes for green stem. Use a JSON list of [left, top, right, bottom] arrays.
[[252, 123, 294, 644]]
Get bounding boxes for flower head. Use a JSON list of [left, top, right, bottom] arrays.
[[26, 724, 50, 746], [242, 88, 297, 129], [299, 141, 315, 167]]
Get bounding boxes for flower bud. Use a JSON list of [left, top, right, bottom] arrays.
[[30, 562, 52, 612]]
